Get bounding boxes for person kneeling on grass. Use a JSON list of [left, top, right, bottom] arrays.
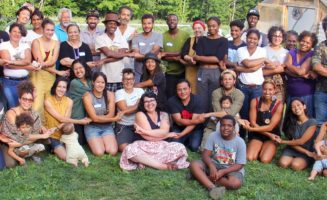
[[3, 113, 52, 166], [190, 115, 246, 200]]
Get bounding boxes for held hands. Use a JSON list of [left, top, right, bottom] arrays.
[[57, 69, 70, 77], [80, 117, 92, 125], [114, 112, 124, 121]]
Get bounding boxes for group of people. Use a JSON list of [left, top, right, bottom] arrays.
[[1, 3, 327, 200]]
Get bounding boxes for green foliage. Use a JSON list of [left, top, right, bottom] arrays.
[[1, 149, 327, 199], [0, 0, 262, 24]]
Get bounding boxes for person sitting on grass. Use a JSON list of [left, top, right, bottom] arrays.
[[60, 123, 89, 167], [242, 79, 283, 163], [308, 122, 327, 180], [190, 115, 246, 200], [6, 113, 52, 165], [120, 92, 189, 171], [277, 98, 318, 171]]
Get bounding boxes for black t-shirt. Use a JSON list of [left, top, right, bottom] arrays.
[[0, 31, 10, 77], [141, 71, 167, 110], [195, 36, 228, 62], [168, 94, 204, 130], [181, 37, 197, 57], [58, 41, 93, 71]]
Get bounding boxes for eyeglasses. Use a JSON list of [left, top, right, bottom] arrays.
[[272, 35, 283, 38], [123, 78, 134, 82], [21, 97, 34, 103]]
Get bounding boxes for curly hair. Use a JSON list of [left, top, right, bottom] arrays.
[[15, 112, 34, 128], [17, 80, 34, 98], [298, 31, 318, 48], [267, 26, 286, 43]]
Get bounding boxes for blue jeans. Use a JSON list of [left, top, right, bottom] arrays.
[[237, 82, 262, 120], [237, 82, 262, 139], [286, 94, 315, 118], [2, 78, 20, 108], [172, 127, 203, 152], [314, 91, 327, 125]]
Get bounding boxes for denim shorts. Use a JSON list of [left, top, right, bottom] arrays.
[[84, 123, 115, 140], [50, 138, 64, 150]]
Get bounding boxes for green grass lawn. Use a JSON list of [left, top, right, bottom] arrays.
[[1, 147, 326, 200]]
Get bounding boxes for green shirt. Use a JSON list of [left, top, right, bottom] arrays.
[[163, 29, 190, 74], [312, 40, 327, 92], [69, 78, 92, 119]]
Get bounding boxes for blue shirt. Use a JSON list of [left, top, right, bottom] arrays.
[[54, 24, 68, 42], [228, 40, 246, 63]]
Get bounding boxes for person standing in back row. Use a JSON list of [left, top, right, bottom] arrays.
[[161, 14, 190, 99]]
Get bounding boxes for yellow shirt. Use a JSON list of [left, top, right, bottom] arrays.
[[44, 94, 70, 140]]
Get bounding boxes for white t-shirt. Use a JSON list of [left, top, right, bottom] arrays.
[[115, 25, 136, 43], [237, 46, 266, 85], [95, 33, 129, 83], [265, 45, 288, 64], [115, 88, 144, 125], [25, 30, 58, 47], [0, 41, 30, 78]]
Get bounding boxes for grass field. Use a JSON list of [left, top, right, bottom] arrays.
[[1, 146, 327, 200]]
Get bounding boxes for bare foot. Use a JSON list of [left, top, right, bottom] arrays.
[[308, 176, 315, 181], [84, 161, 89, 167], [166, 163, 178, 170], [138, 163, 146, 169]]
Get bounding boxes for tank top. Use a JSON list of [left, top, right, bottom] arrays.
[[89, 92, 108, 125], [144, 111, 161, 130], [255, 97, 281, 136], [286, 48, 315, 97]]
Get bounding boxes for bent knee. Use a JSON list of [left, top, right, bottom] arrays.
[[247, 154, 258, 161], [260, 156, 273, 164], [226, 179, 242, 190], [278, 160, 290, 168], [291, 162, 306, 171], [92, 150, 105, 157], [106, 149, 118, 156]]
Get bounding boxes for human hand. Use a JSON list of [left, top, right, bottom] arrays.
[[308, 71, 318, 79], [115, 112, 124, 121], [80, 117, 92, 125], [57, 70, 70, 77], [269, 134, 280, 142], [18, 158, 26, 166], [209, 166, 219, 181], [167, 132, 178, 138]]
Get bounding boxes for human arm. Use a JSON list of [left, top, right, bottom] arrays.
[[44, 97, 91, 125], [245, 99, 283, 133], [311, 43, 327, 76], [134, 112, 173, 140], [83, 92, 123, 123], [7, 145, 25, 165], [1, 48, 33, 70], [284, 53, 311, 77], [115, 89, 143, 115], [280, 125, 317, 145]]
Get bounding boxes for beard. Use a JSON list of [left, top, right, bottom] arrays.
[[62, 22, 71, 27], [120, 19, 129, 25]]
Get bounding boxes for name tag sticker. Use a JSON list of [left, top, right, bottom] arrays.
[[94, 104, 102, 108], [79, 52, 86, 56], [149, 42, 155, 45], [166, 42, 173, 47], [139, 42, 146, 46]]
